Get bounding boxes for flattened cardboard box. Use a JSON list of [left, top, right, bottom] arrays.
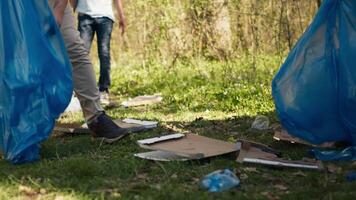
[[137, 133, 239, 160]]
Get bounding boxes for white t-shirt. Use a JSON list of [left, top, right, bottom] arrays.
[[76, 0, 115, 21]]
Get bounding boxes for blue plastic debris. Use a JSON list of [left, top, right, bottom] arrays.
[[0, 0, 72, 164], [272, 0, 356, 146], [346, 172, 356, 182], [201, 169, 240, 192], [310, 147, 356, 161]]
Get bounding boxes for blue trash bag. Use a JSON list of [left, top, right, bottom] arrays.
[[309, 147, 356, 161], [0, 0, 73, 164], [272, 0, 356, 146]]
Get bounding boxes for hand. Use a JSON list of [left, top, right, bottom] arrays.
[[53, 0, 67, 27], [53, 10, 64, 27], [119, 16, 127, 35]]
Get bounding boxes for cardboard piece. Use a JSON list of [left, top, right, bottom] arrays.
[[121, 95, 163, 107], [237, 141, 323, 170], [54, 118, 158, 134], [274, 129, 335, 148], [137, 133, 239, 160], [134, 151, 190, 161]]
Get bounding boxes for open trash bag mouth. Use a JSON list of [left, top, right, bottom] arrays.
[[0, 0, 72, 164], [272, 0, 356, 146]]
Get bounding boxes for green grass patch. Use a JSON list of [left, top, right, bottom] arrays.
[[1, 56, 355, 199]]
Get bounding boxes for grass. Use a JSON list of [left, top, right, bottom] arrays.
[[1, 55, 356, 200]]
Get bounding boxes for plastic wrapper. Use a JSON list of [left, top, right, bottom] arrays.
[[0, 0, 72, 164], [201, 169, 240, 192], [272, 0, 356, 146]]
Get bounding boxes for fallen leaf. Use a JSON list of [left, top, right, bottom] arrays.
[[240, 173, 249, 180], [292, 171, 307, 177], [191, 177, 200, 183], [153, 184, 162, 191], [55, 196, 65, 200], [327, 164, 342, 174], [243, 167, 259, 173], [274, 184, 288, 191], [171, 174, 178, 179], [18, 185, 37, 196], [111, 192, 121, 198], [261, 191, 280, 200], [270, 123, 281, 131], [229, 131, 239, 136], [351, 162, 356, 168], [136, 173, 148, 180], [39, 188, 47, 195]]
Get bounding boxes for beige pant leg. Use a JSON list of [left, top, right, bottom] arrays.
[[48, 2, 103, 122]]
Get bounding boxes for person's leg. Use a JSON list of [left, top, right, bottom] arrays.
[[60, 5, 103, 122], [47, 2, 130, 143], [77, 14, 95, 52], [95, 17, 113, 93]]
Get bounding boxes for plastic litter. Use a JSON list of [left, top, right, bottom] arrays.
[[346, 172, 356, 182], [64, 95, 81, 113], [201, 169, 240, 192], [309, 147, 356, 161], [251, 115, 269, 130], [272, 0, 356, 146], [0, 0, 72, 164]]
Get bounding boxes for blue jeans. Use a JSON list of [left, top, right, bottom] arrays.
[[78, 14, 113, 92]]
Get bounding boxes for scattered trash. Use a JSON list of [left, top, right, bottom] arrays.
[[237, 140, 323, 170], [121, 95, 163, 107], [309, 146, 356, 161], [64, 95, 82, 113], [54, 118, 158, 134], [201, 169, 240, 192], [274, 129, 335, 148], [136, 133, 239, 161], [251, 115, 269, 130], [346, 172, 356, 182]]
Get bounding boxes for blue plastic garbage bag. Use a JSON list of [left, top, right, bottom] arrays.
[[0, 0, 72, 164], [272, 0, 356, 146], [309, 147, 356, 161]]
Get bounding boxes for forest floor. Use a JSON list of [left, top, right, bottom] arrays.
[[1, 56, 355, 200]]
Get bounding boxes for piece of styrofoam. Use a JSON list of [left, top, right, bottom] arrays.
[[137, 133, 185, 145], [64, 95, 82, 113], [123, 118, 158, 128]]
